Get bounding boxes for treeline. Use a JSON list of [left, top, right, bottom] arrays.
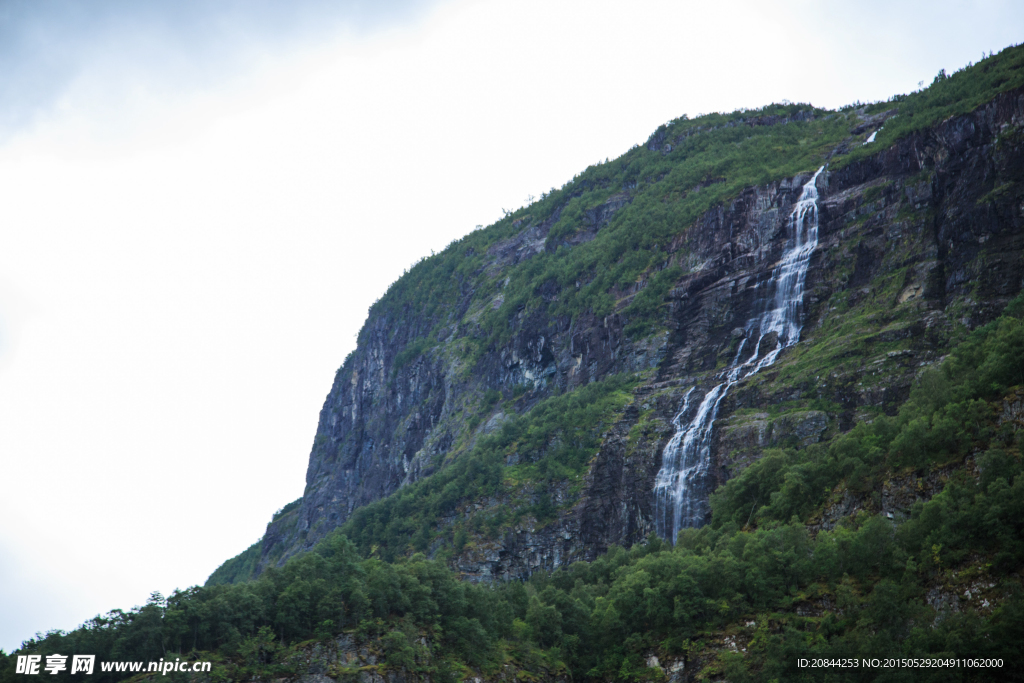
[[842, 43, 1024, 167], [0, 535, 505, 683], [3, 296, 1022, 682]]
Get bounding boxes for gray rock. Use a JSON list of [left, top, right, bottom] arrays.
[[234, 86, 1024, 582]]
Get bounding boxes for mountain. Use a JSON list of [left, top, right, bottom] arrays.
[[210, 45, 1024, 586], [6, 45, 1024, 683]]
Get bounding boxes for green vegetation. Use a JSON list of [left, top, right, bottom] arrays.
[[842, 44, 1024, 167], [365, 45, 1024, 357], [1, 540, 509, 683], [205, 540, 263, 587], [384, 103, 849, 350], [273, 498, 303, 521], [393, 337, 434, 372], [711, 294, 1024, 532], [339, 375, 637, 560], [6, 295, 1021, 683]]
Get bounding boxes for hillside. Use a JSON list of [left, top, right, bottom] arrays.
[[5, 44, 1024, 683], [212, 43, 1024, 583]]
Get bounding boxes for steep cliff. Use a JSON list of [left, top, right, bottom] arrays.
[[209, 47, 1024, 586]]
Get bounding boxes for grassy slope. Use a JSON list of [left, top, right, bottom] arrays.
[[365, 44, 1024, 355]]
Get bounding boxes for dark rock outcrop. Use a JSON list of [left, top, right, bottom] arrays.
[[249, 87, 1024, 579]]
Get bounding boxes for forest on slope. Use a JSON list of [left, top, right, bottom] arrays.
[[4, 45, 1024, 683]]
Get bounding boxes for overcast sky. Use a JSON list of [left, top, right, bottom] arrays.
[[1, 0, 1021, 653]]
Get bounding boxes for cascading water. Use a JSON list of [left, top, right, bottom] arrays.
[[654, 166, 825, 541]]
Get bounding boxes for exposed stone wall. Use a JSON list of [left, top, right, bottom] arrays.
[[254, 88, 1024, 578]]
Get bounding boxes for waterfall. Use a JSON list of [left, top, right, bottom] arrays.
[[654, 166, 824, 541]]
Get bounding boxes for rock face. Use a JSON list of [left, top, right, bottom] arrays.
[[246, 88, 1024, 580]]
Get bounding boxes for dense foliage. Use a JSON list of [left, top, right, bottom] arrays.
[[206, 540, 263, 587], [4, 295, 1022, 683]]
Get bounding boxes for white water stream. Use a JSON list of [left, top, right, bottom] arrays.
[[654, 167, 824, 541]]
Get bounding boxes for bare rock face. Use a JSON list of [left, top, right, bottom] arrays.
[[249, 87, 1024, 579]]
